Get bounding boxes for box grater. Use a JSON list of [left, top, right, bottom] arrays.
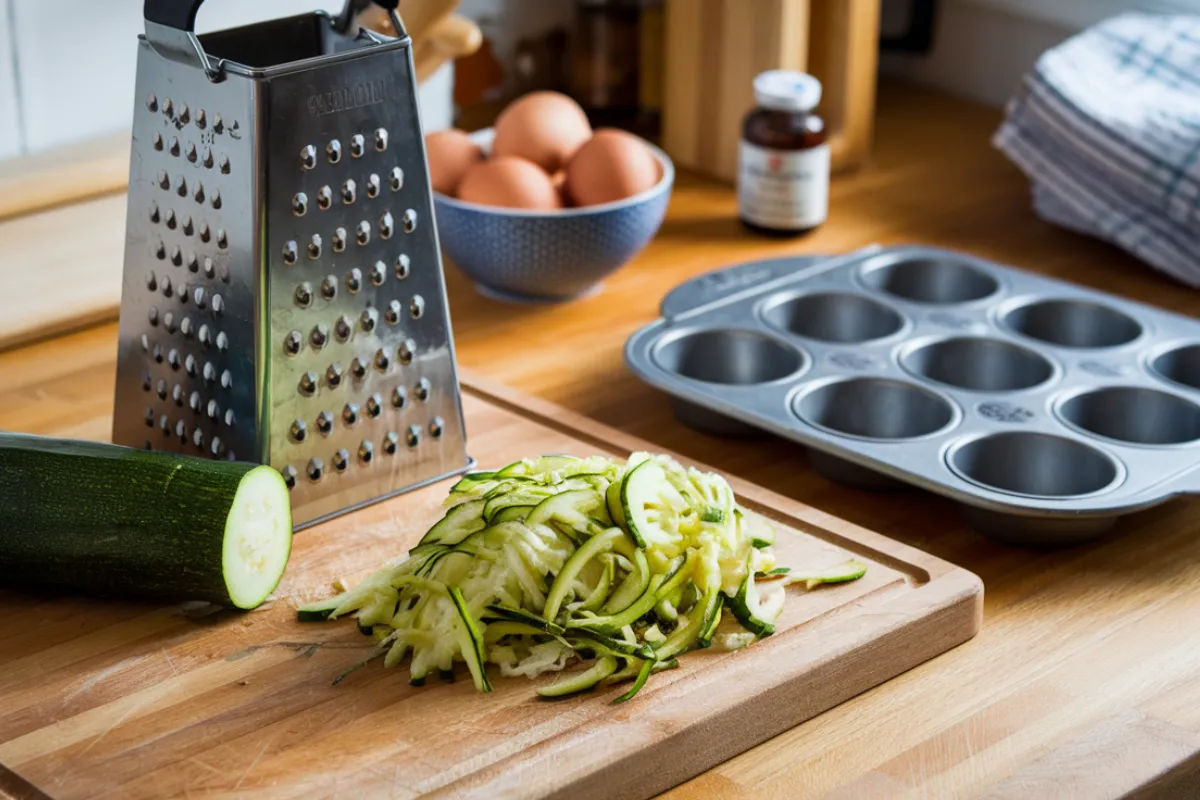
[[113, 0, 472, 528]]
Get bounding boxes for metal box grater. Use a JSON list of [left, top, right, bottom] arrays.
[[113, 0, 472, 527]]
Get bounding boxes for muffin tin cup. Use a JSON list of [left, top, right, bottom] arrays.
[[626, 245, 1200, 546]]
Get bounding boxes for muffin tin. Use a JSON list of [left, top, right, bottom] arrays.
[[625, 245, 1200, 545]]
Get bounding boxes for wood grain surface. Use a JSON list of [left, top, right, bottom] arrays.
[[0, 376, 981, 799], [4, 83, 1200, 797]]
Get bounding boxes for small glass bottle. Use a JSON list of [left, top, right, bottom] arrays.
[[737, 70, 829, 237]]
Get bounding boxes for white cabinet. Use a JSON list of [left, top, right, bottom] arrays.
[[10, 0, 343, 154], [0, 0, 22, 159]]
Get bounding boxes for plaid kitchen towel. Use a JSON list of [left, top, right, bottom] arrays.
[[993, 12, 1200, 286]]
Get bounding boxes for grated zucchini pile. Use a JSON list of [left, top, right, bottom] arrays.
[[298, 453, 866, 702]]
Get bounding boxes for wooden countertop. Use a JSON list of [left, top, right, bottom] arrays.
[[4, 83, 1200, 798]]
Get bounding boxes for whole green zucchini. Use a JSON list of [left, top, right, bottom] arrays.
[[0, 433, 292, 609]]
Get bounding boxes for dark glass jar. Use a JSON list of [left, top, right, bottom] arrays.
[[737, 71, 829, 237]]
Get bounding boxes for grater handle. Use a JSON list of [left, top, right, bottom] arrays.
[[143, 0, 204, 31], [145, 0, 400, 33]]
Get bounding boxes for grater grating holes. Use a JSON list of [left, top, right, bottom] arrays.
[[148, 306, 159, 326], [291, 419, 308, 442], [300, 145, 317, 171], [358, 441, 374, 463], [356, 221, 371, 246], [212, 115, 224, 134], [410, 295, 425, 319], [310, 324, 329, 349], [203, 360, 217, 383], [182, 216, 193, 236], [156, 378, 167, 398], [216, 331, 229, 352], [194, 183, 205, 204], [146, 271, 157, 291], [346, 268, 362, 293], [335, 315, 353, 342], [350, 357, 368, 380], [321, 275, 338, 300], [153, 344, 164, 364], [282, 466, 297, 489], [202, 148, 214, 169], [343, 403, 360, 426], [326, 140, 342, 164], [406, 425, 420, 447], [195, 108, 206, 129], [163, 311, 176, 333], [149, 203, 160, 223], [286, 329, 304, 355], [175, 175, 188, 197], [360, 308, 377, 332], [157, 170, 169, 190], [171, 383, 184, 405], [193, 428, 205, 450], [207, 399, 220, 421], [398, 339, 416, 365], [153, 133, 163, 151], [178, 104, 190, 125], [350, 134, 365, 158], [375, 129, 389, 151], [167, 348, 181, 370], [293, 193, 308, 216], [326, 362, 344, 388], [389, 167, 403, 191], [224, 409, 235, 428], [416, 378, 431, 401], [171, 246, 183, 266], [154, 240, 166, 260], [384, 300, 401, 325], [308, 234, 323, 259], [141, 333, 150, 352], [370, 261, 387, 286], [200, 222, 212, 243], [333, 449, 349, 472], [366, 393, 383, 418], [147, 93, 158, 112], [299, 371, 318, 395], [366, 174, 381, 198], [383, 431, 399, 454], [430, 417, 444, 438], [374, 348, 390, 371], [391, 386, 407, 409], [212, 191, 222, 210], [342, 180, 356, 204], [332, 227, 347, 252], [186, 143, 197, 163], [295, 283, 314, 307], [402, 209, 417, 233], [180, 317, 193, 338], [316, 411, 334, 435], [283, 240, 298, 265], [220, 370, 232, 390], [165, 209, 177, 229], [169, 137, 180, 157], [219, 155, 230, 174], [380, 212, 394, 239], [184, 353, 196, 375], [317, 186, 333, 210], [395, 254, 410, 280]]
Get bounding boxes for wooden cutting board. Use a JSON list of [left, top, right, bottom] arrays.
[[0, 378, 982, 800]]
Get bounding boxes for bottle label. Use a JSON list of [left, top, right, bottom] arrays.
[[737, 142, 830, 230]]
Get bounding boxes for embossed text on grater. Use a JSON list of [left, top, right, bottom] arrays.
[[113, 0, 471, 528]]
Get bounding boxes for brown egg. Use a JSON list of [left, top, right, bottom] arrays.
[[424, 129, 483, 196], [458, 156, 563, 210], [492, 92, 592, 174], [565, 129, 660, 207]]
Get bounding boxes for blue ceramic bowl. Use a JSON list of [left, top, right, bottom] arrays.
[[433, 128, 674, 302]]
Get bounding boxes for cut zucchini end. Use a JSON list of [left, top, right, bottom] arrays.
[[222, 466, 293, 610]]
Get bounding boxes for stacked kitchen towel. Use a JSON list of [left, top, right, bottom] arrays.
[[994, 13, 1200, 287]]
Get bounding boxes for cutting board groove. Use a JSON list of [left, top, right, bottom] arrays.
[[0, 376, 982, 799]]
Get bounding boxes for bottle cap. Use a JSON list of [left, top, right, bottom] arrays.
[[753, 70, 822, 113]]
